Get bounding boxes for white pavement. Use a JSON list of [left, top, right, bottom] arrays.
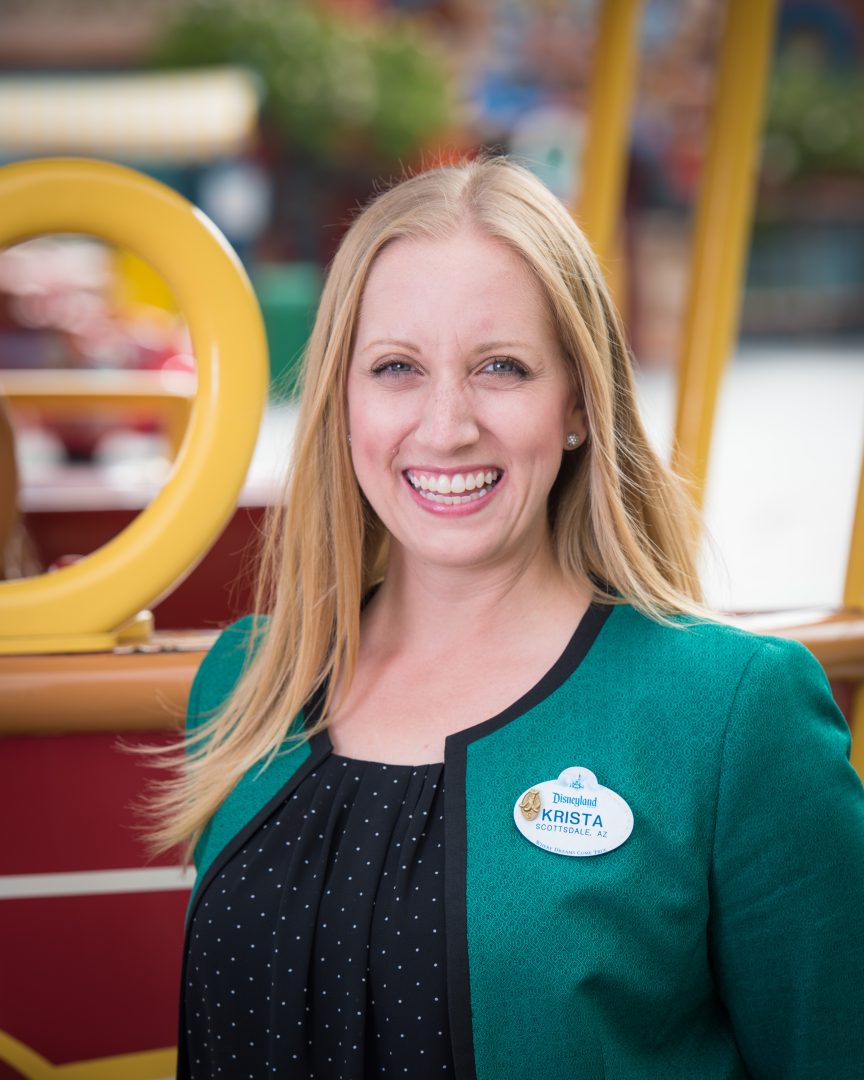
[[633, 340, 864, 612]]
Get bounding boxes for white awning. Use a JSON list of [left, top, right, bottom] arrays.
[[0, 67, 261, 162]]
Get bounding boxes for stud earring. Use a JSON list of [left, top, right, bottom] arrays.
[[566, 433, 581, 449], [347, 434, 352, 446]]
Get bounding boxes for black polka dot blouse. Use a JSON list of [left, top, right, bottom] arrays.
[[183, 751, 455, 1077]]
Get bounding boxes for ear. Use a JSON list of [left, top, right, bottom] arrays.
[[564, 396, 588, 449]]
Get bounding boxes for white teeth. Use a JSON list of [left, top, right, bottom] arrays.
[[422, 490, 486, 505], [407, 469, 500, 503]]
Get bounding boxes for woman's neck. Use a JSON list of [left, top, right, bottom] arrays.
[[327, 540, 594, 763], [363, 541, 592, 660]]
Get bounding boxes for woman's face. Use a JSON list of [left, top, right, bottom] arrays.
[[346, 227, 586, 574]]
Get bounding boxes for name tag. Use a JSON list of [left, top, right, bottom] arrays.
[[514, 766, 633, 857]]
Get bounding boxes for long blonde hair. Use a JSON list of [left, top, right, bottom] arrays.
[[153, 156, 703, 852]]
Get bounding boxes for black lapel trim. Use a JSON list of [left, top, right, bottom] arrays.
[[176, 720, 331, 1077], [186, 682, 329, 930], [186, 731, 330, 929], [443, 601, 613, 1080], [444, 731, 476, 1080]]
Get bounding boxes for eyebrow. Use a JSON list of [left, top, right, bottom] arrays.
[[361, 338, 420, 352], [472, 340, 533, 353], [361, 338, 533, 353]]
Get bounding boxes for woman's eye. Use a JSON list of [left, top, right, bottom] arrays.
[[482, 357, 529, 378], [372, 360, 415, 378]]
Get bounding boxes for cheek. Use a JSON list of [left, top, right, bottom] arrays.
[[348, 390, 411, 459], [350, 427, 403, 471], [500, 410, 565, 457], [349, 433, 400, 507]]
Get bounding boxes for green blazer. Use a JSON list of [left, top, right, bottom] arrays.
[[183, 603, 864, 1079]]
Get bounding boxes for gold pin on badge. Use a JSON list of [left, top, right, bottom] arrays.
[[520, 789, 541, 820]]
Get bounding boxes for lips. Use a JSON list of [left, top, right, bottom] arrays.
[[405, 468, 502, 507], [401, 468, 503, 509]]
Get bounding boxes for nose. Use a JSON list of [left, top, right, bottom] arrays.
[[414, 380, 480, 454]]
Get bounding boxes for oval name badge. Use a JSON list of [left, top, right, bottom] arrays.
[[514, 766, 633, 857]]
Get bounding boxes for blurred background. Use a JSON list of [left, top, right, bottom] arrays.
[[1, 0, 862, 615], [1, 5, 862, 1074]]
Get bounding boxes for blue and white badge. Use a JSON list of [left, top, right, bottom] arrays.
[[514, 766, 633, 857]]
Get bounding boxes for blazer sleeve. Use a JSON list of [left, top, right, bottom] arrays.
[[186, 615, 263, 871], [709, 636, 864, 1079], [186, 615, 262, 736]]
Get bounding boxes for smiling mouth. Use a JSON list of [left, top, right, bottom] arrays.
[[405, 468, 502, 505]]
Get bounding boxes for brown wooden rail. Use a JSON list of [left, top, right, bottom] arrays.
[[732, 611, 864, 681], [0, 369, 194, 459], [0, 631, 213, 735], [0, 617, 861, 738]]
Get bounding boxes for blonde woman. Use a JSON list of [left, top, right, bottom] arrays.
[[169, 159, 864, 1079]]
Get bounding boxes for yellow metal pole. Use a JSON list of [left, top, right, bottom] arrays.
[[0, 1027, 177, 1079], [843, 450, 864, 610], [576, 0, 644, 268], [671, 0, 779, 506]]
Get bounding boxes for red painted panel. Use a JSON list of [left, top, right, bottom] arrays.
[[24, 504, 264, 630], [831, 680, 852, 724], [0, 732, 181, 875], [0, 890, 187, 1064]]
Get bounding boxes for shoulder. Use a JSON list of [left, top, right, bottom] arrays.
[[590, 604, 841, 757], [599, 602, 824, 698], [187, 615, 268, 734]]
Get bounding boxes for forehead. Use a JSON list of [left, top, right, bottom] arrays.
[[354, 228, 555, 346]]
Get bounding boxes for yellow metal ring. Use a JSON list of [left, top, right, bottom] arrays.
[[0, 159, 268, 651]]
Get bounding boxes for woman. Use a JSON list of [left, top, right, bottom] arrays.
[[166, 158, 864, 1078]]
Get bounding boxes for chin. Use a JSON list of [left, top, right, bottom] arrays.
[[401, 537, 517, 572]]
